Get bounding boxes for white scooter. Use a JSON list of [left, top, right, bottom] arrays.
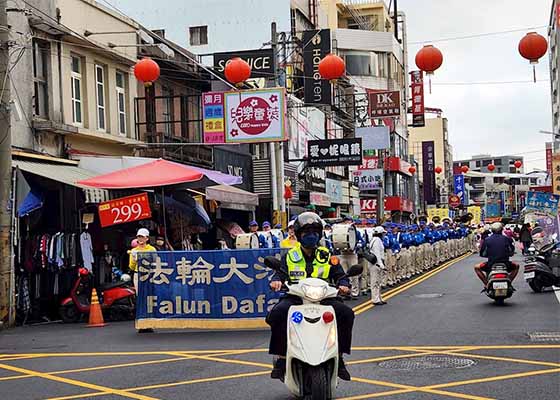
[[265, 257, 362, 400]]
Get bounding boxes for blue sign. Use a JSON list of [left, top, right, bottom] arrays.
[[453, 174, 466, 205], [485, 203, 500, 218], [499, 191, 506, 215], [526, 191, 560, 217], [135, 249, 287, 329]]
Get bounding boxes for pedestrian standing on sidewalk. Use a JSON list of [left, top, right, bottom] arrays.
[[129, 228, 157, 292], [368, 226, 387, 305], [519, 223, 532, 255]]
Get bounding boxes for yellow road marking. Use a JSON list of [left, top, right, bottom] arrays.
[[351, 345, 560, 350], [355, 253, 472, 315], [0, 362, 160, 400], [347, 350, 448, 366], [166, 351, 272, 370]]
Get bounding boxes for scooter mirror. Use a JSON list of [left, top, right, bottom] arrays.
[[264, 256, 282, 272], [346, 264, 364, 277]]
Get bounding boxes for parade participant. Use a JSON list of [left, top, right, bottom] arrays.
[[249, 221, 268, 249], [280, 221, 298, 249], [340, 216, 364, 299], [321, 223, 334, 251], [128, 228, 157, 292], [263, 221, 280, 248], [266, 212, 354, 381], [368, 227, 388, 305]]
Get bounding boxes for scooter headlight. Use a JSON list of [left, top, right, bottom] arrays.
[[301, 284, 327, 301]]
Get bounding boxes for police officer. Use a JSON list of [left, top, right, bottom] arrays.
[[266, 212, 354, 381]]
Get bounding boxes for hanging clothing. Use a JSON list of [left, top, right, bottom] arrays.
[[80, 232, 94, 271]]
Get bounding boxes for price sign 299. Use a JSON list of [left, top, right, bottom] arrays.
[[98, 193, 152, 228]]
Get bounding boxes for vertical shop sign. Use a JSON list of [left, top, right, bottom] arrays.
[[410, 71, 425, 127], [422, 141, 435, 204], [203, 92, 225, 144], [303, 29, 332, 105]]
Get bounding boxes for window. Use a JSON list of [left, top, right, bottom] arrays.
[[475, 160, 481, 167], [189, 26, 208, 46], [95, 65, 106, 131], [71, 55, 83, 125], [116, 71, 127, 136], [494, 159, 502, 166], [345, 53, 374, 76], [32, 40, 49, 118], [161, 86, 174, 136]]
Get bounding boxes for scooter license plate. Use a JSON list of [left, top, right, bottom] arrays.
[[524, 272, 535, 280], [493, 282, 508, 290]]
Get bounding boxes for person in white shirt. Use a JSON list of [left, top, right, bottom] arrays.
[[368, 226, 388, 305]]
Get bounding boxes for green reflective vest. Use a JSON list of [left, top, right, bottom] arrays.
[[286, 244, 331, 282]]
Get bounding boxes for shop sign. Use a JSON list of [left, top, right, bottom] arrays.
[[307, 138, 362, 167], [410, 70, 425, 127], [326, 118, 345, 176], [203, 92, 225, 144], [358, 156, 379, 170], [213, 49, 274, 78], [213, 148, 253, 191], [384, 196, 414, 213], [136, 248, 287, 329], [309, 192, 331, 207], [360, 198, 377, 212], [352, 169, 383, 190], [526, 191, 560, 217], [369, 90, 401, 118], [422, 141, 436, 204], [355, 126, 390, 150], [552, 153, 560, 195], [225, 88, 286, 143], [307, 167, 326, 192], [384, 157, 412, 176], [449, 194, 461, 208], [325, 178, 344, 204], [98, 193, 152, 228], [303, 29, 331, 105], [546, 142, 552, 175]]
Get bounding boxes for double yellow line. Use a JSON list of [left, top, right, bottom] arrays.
[[353, 252, 473, 315]]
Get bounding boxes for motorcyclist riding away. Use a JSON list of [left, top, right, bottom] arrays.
[[474, 222, 520, 286], [266, 212, 355, 381]]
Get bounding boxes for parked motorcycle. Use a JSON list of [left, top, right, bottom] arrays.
[[59, 268, 136, 323], [485, 263, 514, 305], [264, 256, 362, 400], [524, 241, 560, 293]]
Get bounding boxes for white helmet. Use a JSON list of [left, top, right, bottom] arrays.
[[121, 273, 132, 282], [373, 226, 386, 235], [491, 222, 503, 234]]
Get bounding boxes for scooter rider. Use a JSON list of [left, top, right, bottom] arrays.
[[266, 212, 355, 381], [475, 222, 520, 286]]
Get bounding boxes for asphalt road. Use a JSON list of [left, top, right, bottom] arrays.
[[0, 252, 559, 400]]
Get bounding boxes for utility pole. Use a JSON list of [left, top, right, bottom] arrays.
[[0, 0, 13, 328]]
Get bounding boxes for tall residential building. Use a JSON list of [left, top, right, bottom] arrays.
[[409, 115, 453, 205], [549, 0, 559, 138], [453, 155, 525, 174]]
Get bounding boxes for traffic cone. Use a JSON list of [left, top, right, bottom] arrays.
[[87, 288, 106, 328]]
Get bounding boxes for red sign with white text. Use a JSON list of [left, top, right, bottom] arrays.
[[360, 198, 378, 212], [358, 156, 380, 170], [98, 193, 152, 228]]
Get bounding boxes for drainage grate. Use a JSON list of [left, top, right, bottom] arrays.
[[413, 293, 444, 298], [528, 332, 560, 342], [378, 355, 476, 370]]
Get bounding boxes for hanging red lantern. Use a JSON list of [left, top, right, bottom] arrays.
[[415, 44, 443, 93], [518, 32, 548, 82], [408, 166, 416, 174], [487, 164, 496, 172], [224, 57, 252, 86], [434, 166, 443, 174], [134, 58, 160, 86], [461, 165, 469, 174], [514, 160, 523, 169], [318, 53, 345, 81]]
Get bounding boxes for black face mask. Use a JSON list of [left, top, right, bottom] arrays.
[[301, 232, 321, 248]]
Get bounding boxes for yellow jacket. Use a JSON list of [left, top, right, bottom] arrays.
[[129, 245, 157, 272]]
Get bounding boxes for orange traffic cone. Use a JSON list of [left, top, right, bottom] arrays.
[[87, 288, 106, 328]]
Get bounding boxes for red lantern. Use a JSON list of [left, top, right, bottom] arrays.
[[487, 164, 496, 172], [518, 32, 548, 82], [461, 165, 469, 174], [514, 160, 523, 169], [224, 57, 252, 85], [408, 166, 416, 174], [434, 166, 443, 174], [318, 53, 345, 81], [284, 185, 293, 200], [415, 45, 443, 93], [134, 58, 160, 86]]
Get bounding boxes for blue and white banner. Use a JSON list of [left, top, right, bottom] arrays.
[[453, 174, 466, 205], [526, 191, 560, 217], [135, 249, 287, 329]]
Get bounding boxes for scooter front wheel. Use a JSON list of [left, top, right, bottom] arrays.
[[304, 365, 330, 400], [59, 304, 81, 323], [528, 280, 544, 293]]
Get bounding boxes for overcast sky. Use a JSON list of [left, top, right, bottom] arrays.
[[106, 0, 554, 171]]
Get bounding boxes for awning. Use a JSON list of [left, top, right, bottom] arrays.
[[206, 185, 259, 209], [13, 159, 109, 203]]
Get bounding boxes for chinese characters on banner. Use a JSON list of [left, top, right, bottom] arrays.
[[368, 90, 401, 118], [98, 193, 151, 228], [358, 156, 379, 170], [352, 169, 383, 190], [553, 153, 560, 195], [546, 143, 552, 176], [203, 92, 225, 144], [422, 141, 436, 204], [307, 138, 363, 167], [410, 71, 425, 127], [525, 191, 560, 216], [136, 249, 287, 328], [454, 174, 466, 205], [225, 88, 287, 143]]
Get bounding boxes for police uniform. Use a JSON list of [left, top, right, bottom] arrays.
[[266, 244, 355, 357]]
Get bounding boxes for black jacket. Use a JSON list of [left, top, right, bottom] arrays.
[[480, 234, 515, 266]]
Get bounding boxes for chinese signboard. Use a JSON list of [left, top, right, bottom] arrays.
[[355, 126, 390, 150], [352, 169, 383, 190], [410, 70, 425, 127], [422, 141, 436, 204], [553, 153, 560, 195], [325, 178, 344, 204], [449, 194, 461, 208], [360, 198, 377, 213], [224, 88, 287, 143], [135, 249, 286, 329], [303, 29, 332, 105], [384, 157, 412, 176], [307, 138, 363, 167], [454, 174, 466, 205], [309, 191, 331, 207], [427, 208, 449, 222], [369, 90, 401, 118], [546, 143, 553, 175], [325, 118, 345, 176], [214, 49, 274, 78], [203, 92, 225, 144], [526, 191, 560, 217], [359, 156, 379, 170], [98, 193, 151, 228]]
